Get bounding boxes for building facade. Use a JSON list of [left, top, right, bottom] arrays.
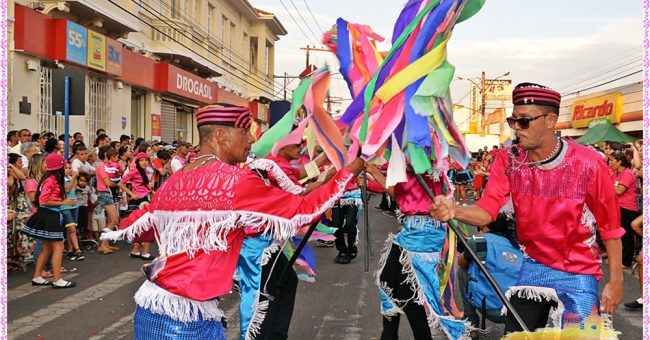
[[7, 0, 286, 145], [555, 82, 643, 139]]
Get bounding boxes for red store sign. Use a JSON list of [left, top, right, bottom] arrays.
[[155, 64, 218, 104]]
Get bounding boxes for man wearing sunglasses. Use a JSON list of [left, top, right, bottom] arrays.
[[430, 82, 623, 334]]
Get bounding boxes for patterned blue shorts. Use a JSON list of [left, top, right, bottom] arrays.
[[134, 306, 225, 340]]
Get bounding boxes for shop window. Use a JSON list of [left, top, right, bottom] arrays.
[[87, 77, 111, 140], [131, 92, 145, 139], [175, 109, 190, 142], [38, 66, 63, 135]]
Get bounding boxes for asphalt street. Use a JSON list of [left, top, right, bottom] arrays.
[[7, 195, 643, 339]]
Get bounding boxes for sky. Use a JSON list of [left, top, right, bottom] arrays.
[[249, 0, 644, 114]]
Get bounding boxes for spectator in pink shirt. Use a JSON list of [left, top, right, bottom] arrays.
[[118, 152, 154, 260], [609, 150, 640, 268]]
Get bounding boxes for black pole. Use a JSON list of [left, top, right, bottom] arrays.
[[408, 164, 530, 333], [278, 221, 319, 289], [361, 170, 371, 273]]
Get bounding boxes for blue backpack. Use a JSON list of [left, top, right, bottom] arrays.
[[466, 233, 523, 317]]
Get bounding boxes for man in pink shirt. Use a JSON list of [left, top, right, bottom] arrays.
[[430, 83, 624, 334]]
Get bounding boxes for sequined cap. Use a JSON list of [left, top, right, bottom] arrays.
[[512, 82, 561, 109]]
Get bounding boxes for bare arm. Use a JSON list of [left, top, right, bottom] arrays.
[[629, 144, 642, 170], [365, 164, 395, 197], [297, 153, 328, 180], [9, 164, 26, 181], [600, 238, 623, 314], [631, 215, 643, 236], [429, 196, 493, 226]]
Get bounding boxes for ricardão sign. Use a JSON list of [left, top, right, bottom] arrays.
[[570, 92, 622, 129]]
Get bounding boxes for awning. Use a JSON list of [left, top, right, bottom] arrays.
[[151, 50, 222, 79], [575, 123, 636, 145], [47, 0, 141, 35]]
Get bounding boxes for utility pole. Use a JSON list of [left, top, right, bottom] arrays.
[[299, 45, 330, 69], [284, 72, 287, 101], [481, 71, 486, 135]]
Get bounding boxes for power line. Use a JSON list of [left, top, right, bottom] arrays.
[[108, 0, 285, 97], [278, 0, 317, 45], [559, 62, 642, 95], [303, 0, 325, 35], [289, 0, 322, 44], [550, 47, 641, 88], [136, 1, 286, 91], [561, 70, 643, 97], [555, 56, 642, 92]]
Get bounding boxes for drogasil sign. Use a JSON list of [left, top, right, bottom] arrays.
[[570, 92, 622, 129], [176, 74, 213, 101], [156, 64, 218, 103]]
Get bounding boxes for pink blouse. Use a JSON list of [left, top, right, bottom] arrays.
[[38, 176, 63, 204], [614, 168, 638, 211], [395, 172, 443, 215], [122, 168, 152, 199]]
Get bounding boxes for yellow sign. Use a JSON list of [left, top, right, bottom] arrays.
[[87, 29, 106, 71], [469, 83, 480, 134], [570, 92, 622, 129]]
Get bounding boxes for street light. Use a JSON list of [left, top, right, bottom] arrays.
[[457, 71, 510, 134]]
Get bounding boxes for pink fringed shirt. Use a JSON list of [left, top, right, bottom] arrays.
[[106, 160, 353, 322], [476, 140, 624, 280]]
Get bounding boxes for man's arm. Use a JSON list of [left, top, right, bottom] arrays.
[[586, 158, 625, 314], [429, 196, 493, 226], [430, 151, 511, 225], [600, 238, 623, 314]]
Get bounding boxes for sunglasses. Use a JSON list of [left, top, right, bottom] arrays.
[[506, 114, 548, 129]]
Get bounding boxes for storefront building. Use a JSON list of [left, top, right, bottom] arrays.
[[9, 2, 285, 145], [556, 82, 643, 139]]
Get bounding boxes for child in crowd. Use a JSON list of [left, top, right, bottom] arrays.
[[103, 153, 123, 201], [62, 162, 83, 261], [75, 173, 92, 242], [90, 194, 106, 242]]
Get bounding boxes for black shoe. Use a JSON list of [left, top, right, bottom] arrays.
[[337, 254, 352, 264], [349, 252, 358, 260], [624, 300, 643, 310], [333, 253, 345, 263], [52, 280, 76, 289]]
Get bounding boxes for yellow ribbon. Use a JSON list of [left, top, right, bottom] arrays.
[[439, 227, 456, 298], [375, 36, 450, 103]]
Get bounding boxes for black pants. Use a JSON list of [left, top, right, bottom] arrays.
[[621, 207, 641, 266], [77, 206, 88, 235], [379, 244, 432, 340], [379, 193, 397, 211], [503, 295, 557, 334], [332, 204, 359, 254], [255, 248, 298, 340]]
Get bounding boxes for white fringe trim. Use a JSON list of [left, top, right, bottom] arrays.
[[398, 248, 423, 305], [259, 243, 280, 266], [340, 198, 362, 206], [245, 293, 270, 340], [399, 247, 473, 339], [247, 158, 305, 195], [103, 174, 352, 257], [101, 211, 154, 242], [502, 285, 565, 328], [375, 234, 473, 339], [580, 204, 597, 235], [134, 280, 223, 323]]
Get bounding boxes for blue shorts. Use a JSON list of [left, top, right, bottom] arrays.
[[61, 208, 79, 228], [134, 306, 225, 340], [97, 191, 116, 207]]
